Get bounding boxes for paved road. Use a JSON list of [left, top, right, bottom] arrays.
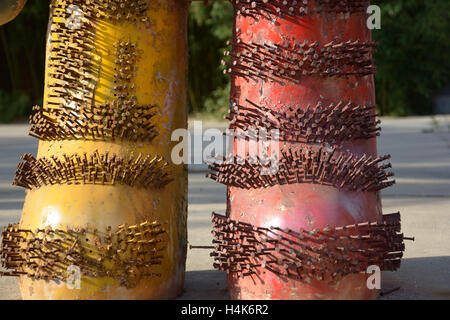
[[1, 116, 450, 300]]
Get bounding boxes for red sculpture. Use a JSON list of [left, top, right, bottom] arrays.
[[207, 1, 410, 299]]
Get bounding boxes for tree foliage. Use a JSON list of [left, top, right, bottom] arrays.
[[188, 0, 450, 117], [373, 0, 450, 115]]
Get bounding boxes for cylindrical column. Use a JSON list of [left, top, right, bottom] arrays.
[[1, 0, 188, 299], [0, 0, 26, 25], [208, 1, 406, 299]]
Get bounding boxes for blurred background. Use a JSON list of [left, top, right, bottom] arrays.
[[0, 0, 449, 123], [0, 1, 450, 300]]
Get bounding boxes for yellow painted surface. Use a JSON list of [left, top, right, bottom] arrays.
[[18, 0, 188, 299]]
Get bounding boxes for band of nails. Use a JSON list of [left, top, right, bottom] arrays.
[[41, 6, 158, 143], [223, 38, 376, 83], [234, 0, 371, 19]]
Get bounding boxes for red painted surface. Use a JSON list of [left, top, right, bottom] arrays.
[[227, 9, 380, 299]]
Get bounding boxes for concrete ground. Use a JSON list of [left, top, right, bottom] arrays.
[[1, 116, 450, 300]]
